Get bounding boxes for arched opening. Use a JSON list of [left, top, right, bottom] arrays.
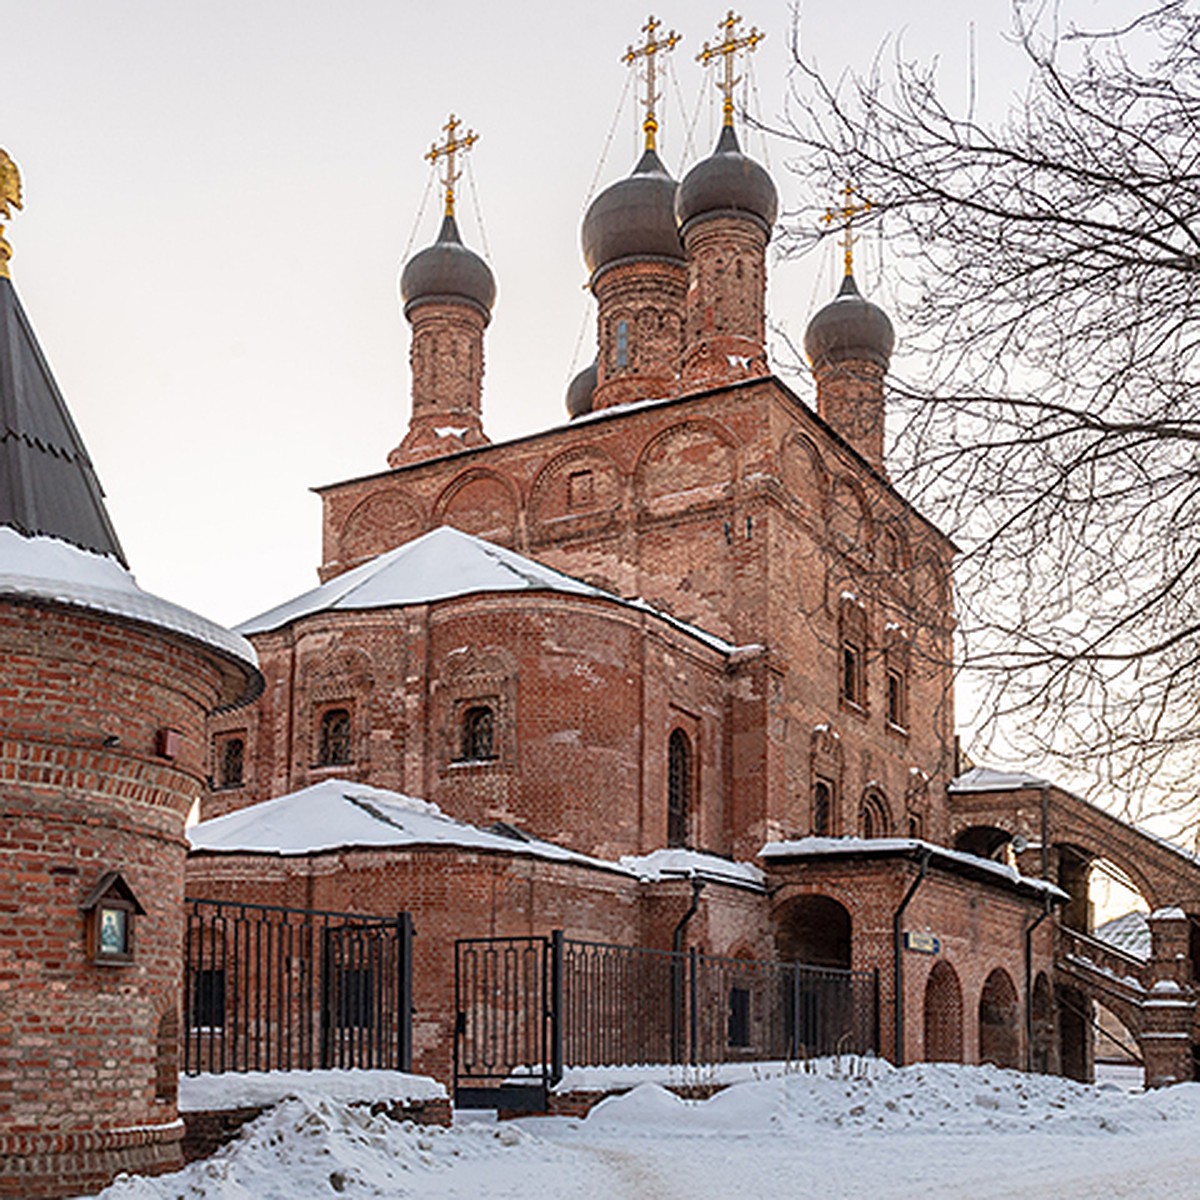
[[1057, 984, 1092, 1082], [923, 960, 963, 1062], [318, 707, 352, 767], [774, 894, 852, 969], [1089, 857, 1150, 947], [954, 825, 1012, 862], [978, 967, 1020, 1069], [812, 779, 832, 836], [1031, 971, 1055, 1074], [667, 729, 691, 847], [1094, 999, 1141, 1070], [859, 790, 890, 839]]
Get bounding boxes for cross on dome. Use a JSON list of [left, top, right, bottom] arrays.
[[697, 10, 764, 128], [0, 148, 23, 280], [822, 180, 874, 276], [425, 114, 479, 219], [623, 15, 681, 153]]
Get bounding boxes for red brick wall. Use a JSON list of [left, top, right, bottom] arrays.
[[0, 599, 236, 1196]]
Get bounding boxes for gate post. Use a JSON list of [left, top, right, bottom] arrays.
[[549, 930, 564, 1088], [397, 912, 413, 1073]]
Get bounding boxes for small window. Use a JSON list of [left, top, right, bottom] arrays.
[[813, 779, 832, 837], [728, 986, 751, 1048], [567, 469, 594, 510], [318, 708, 352, 766], [886, 669, 906, 728], [219, 737, 245, 788], [460, 705, 496, 761], [667, 729, 691, 847], [191, 968, 226, 1030], [861, 792, 890, 839], [841, 642, 863, 706], [616, 319, 629, 368]]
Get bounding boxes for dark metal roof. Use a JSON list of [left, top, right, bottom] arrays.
[[676, 123, 778, 236], [0, 277, 126, 564]]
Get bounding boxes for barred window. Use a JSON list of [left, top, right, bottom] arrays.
[[813, 779, 833, 837], [461, 705, 496, 761], [190, 968, 226, 1031], [219, 737, 245, 788], [667, 729, 691, 848], [319, 708, 352, 766], [728, 986, 751, 1048], [842, 641, 863, 706]]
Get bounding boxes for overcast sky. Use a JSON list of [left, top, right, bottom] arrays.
[[1, 0, 1068, 628]]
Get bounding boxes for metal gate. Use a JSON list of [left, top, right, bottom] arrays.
[[453, 931, 878, 1109], [184, 898, 413, 1075]]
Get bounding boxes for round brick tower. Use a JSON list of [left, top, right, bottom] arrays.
[[0, 152, 261, 1198], [675, 122, 778, 390]]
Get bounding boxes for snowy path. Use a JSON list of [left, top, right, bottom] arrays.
[[84, 1062, 1200, 1199]]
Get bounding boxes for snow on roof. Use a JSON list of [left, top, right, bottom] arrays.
[[619, 848, 765, 890], [1095, 911, 1150, 962], [0, 527, 257, 670], [188, 778, 630, 872], [949, 765, 1050, 793], [760, 836, 1068, 900], [237, 525, 734, 653], [178, 1069, 446, 1112]]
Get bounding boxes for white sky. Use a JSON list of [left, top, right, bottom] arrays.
[[2, 0, 1043, 628]]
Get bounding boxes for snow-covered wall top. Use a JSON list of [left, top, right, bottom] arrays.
[[236, 526, 735, 654], [0, 527, 258, 668]]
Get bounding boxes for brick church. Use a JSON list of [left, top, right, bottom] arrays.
[[4, 13, 1200, 1197]]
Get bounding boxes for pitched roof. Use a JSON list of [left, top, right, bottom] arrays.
[[0, 276, 126, 563], [237, 525, 735, 653]]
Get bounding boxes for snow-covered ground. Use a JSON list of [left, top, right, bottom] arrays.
[[82, 1060, 1200, 1199]]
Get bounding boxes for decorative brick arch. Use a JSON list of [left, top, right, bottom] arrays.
[[923, 960, 964, 1062], [634, 418, 739, 518], [434, 645, 519, 771], [528, 445, 624, 544], [339, 489, 426, 565], [859, 787, 893, 838], [830, 475, 872, 553], [434, 468, 520, 546], [773, 893, 852, 969], [978, 967, 1021, 1069], [779, 431, 828, 516]]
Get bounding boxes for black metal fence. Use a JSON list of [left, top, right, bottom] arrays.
[[184, 898, 413, 1076], [454, 932, 878, 1105]]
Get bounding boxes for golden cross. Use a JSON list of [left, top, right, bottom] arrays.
[[697, 10, 765, 128], [623, 15, 681, 153], [425, 114, 478, 219], [823, 180, 874, 275]]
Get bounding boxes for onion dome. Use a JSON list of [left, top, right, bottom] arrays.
[[581, 148, 684, 279], [675, 124, 778, 236], [400, 213, 496, 321], [565, 359, 598, 418], [804, 273, 895, 370]]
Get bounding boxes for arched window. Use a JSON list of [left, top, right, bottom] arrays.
[[860, 790, 890, 839], [219, 737, 245, 789], [667, 729, 691, 847], [812, 779, 832, 837], [616, 319, 629, 368], [318, 708, 352, 766], [461, 705, 496, 761]]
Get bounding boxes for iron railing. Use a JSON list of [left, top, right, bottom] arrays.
[[184, 898, 412, 1076], [454, 932, 878, 1104]]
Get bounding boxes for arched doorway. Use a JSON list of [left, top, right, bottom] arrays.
[[923, 961, 963, 1062], [774, 894, 852, 968], [954, 825, 1011, 862], [1057, 984, 1091, 1082], [978, 967, 1020, 1069]]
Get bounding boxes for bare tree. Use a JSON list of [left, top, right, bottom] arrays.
[[777, 2, 1200, 821]]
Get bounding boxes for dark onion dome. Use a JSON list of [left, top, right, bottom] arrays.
[[581, 147, 684, 279], [566, 359, 597, 419], [400, 212, 496, 321], [675, 124, 778, 236], [804, 273, 895, 371]]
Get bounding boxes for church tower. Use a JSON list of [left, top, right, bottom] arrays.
[[0, 149, 260, 1198], [676, 13, 776, 390], [578, 18, 687, 414], [390, 116, 496, 466]]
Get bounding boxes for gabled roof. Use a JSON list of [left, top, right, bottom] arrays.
[[237, 525, 735, 653], [0, 276, 126, 563]]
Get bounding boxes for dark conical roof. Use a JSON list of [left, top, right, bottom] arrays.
[[400, 212, 496, 321], [0, 276, 126, 564], [581, 147, 684, 279], [676, 124, 778, 236], [804, 273, 895, 371]]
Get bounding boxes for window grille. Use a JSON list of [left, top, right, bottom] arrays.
[[319, 708, 352, 766], [219, 737, 245, 788], [461, 705, 496, 761], [667, 730, 690, 847]]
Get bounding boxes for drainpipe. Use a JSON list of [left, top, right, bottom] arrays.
[[670, 877, 706, 1063], [1024, 892, 1053, 1072], [893, 848, 931, 1067]]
